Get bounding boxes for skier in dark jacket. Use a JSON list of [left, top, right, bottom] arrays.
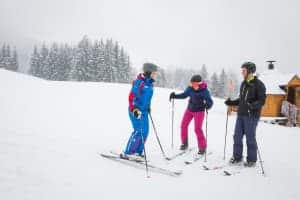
[[225, 62, 266, 167], [122, 63, 158, 159], [169, 75, 213, 155]]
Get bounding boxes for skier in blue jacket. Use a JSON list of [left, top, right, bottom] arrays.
[[122, 63, 158, 158]]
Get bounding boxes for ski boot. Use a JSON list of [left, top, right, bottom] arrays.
[[244, 161, 256, 167], [179, 142, 188, 151], [229, 157, 243, 165], [197, 148, 206, 155]]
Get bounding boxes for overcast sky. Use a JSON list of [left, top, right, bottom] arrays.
[[1, 0, 299, 74]]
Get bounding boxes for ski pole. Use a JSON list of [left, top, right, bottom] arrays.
[[256, 140, 265, 176], [204, 109, 208, 162], [223, 107, 229, 160], [224, 80, 234, 160], [149, 113, 168, 160], [139, 118, 150, 178], [171, 99, 175, 149]]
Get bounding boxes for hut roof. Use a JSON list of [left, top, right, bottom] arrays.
[[259, 69, 294, 95]]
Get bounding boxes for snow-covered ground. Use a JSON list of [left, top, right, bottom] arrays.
[[0, 69, 299, 200]]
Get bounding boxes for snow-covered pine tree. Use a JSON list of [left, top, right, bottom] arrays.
[[218, 68, 228, 98], [210, 72, 219, 97], [112, 41, 120, 82], [40, 44, 50, 79], [10, 47, 19, 72], [155, 67, 167, 87], [29, 46, 40, 77], [96, 39, 106, 82], [89, 40, 101, 82], [0, 46, 2, 68], [103, 39, 114, 82], [4, 45, 11, 69], [0, 44, 18, 72], [0, 44, 6, 68], [58, 44, 73, 81], [227, 70, 240, 98], [47, 43, 60, 80], [172, 68, 188, 90], [118, 47, 131, 83], [200, 64, 208, 82], [127, 56, 135, 81], [73, 36, 92, 81]]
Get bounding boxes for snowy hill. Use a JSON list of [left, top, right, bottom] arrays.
[[0, 69, 299, 200]]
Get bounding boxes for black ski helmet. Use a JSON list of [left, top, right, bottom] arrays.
[[190, 74, 202, 82], [241, 62, 256, 74], [143, 63, 158, 73]]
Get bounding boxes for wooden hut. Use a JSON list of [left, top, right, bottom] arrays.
[[259, 69, 293, 117], [230, 66, 300, 125], [283, 75, 300, 123]]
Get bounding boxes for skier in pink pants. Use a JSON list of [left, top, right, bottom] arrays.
[[169, 75, 213, 155]]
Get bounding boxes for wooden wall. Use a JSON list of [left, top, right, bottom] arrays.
[[261, 95, 285, 117], [229, 94, 285, 117]]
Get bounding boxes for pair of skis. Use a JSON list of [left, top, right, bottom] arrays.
[[202, 163, 250, 176], [165, 147, 195, 161], [166, 147, 212, 165], [184, 151, 212, 165], [100, 148, 210, 177], [100, 151, 183, 177]]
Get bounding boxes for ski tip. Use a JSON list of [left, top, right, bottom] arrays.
[[184, 161, 192, 165], [171, 171, 183, 177], [223, 170, 232, 176], [202, 165, 209, 170]]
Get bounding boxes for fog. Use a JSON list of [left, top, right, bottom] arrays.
[[1, 0, 299, 73]]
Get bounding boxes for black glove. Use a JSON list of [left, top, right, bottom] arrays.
[[133, 108, 142, 119], [204, 103, 211, 110], [224, 98, 233, 106], [169, 92, 176, 102]]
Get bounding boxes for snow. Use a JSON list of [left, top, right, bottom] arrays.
[[0, 68, 300, 200], [259, 69, 295, 95]]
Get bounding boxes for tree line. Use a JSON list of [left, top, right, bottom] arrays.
[[0, 44, 19, 71], [1, 37, 240, 98]]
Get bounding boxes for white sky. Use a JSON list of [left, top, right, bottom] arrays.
[[0, 0, 299, 73]]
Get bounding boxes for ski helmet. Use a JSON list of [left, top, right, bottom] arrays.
[[143, 63, 158, 73], [190, 74, 202, 82], [241, 62, 256, 74]]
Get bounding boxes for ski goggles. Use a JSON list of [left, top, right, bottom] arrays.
[[191, 81, 201, 87]]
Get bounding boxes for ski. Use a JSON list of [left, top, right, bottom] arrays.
[[202, 163, 243, 175], [109, 150, 146, 163], [223, 170, 241, 176], [202, 164, 225, 171], [184, 152, 212, 165], [99, 152, 183, 177], [165, 147, 196, 161], [222, 164, 258, 176]]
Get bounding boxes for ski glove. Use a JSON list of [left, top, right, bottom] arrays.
[[224, 98, 237, 106], [169, 92, 176, 102], [133, 108, 142, 119], [204, 102, 211, 110]]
